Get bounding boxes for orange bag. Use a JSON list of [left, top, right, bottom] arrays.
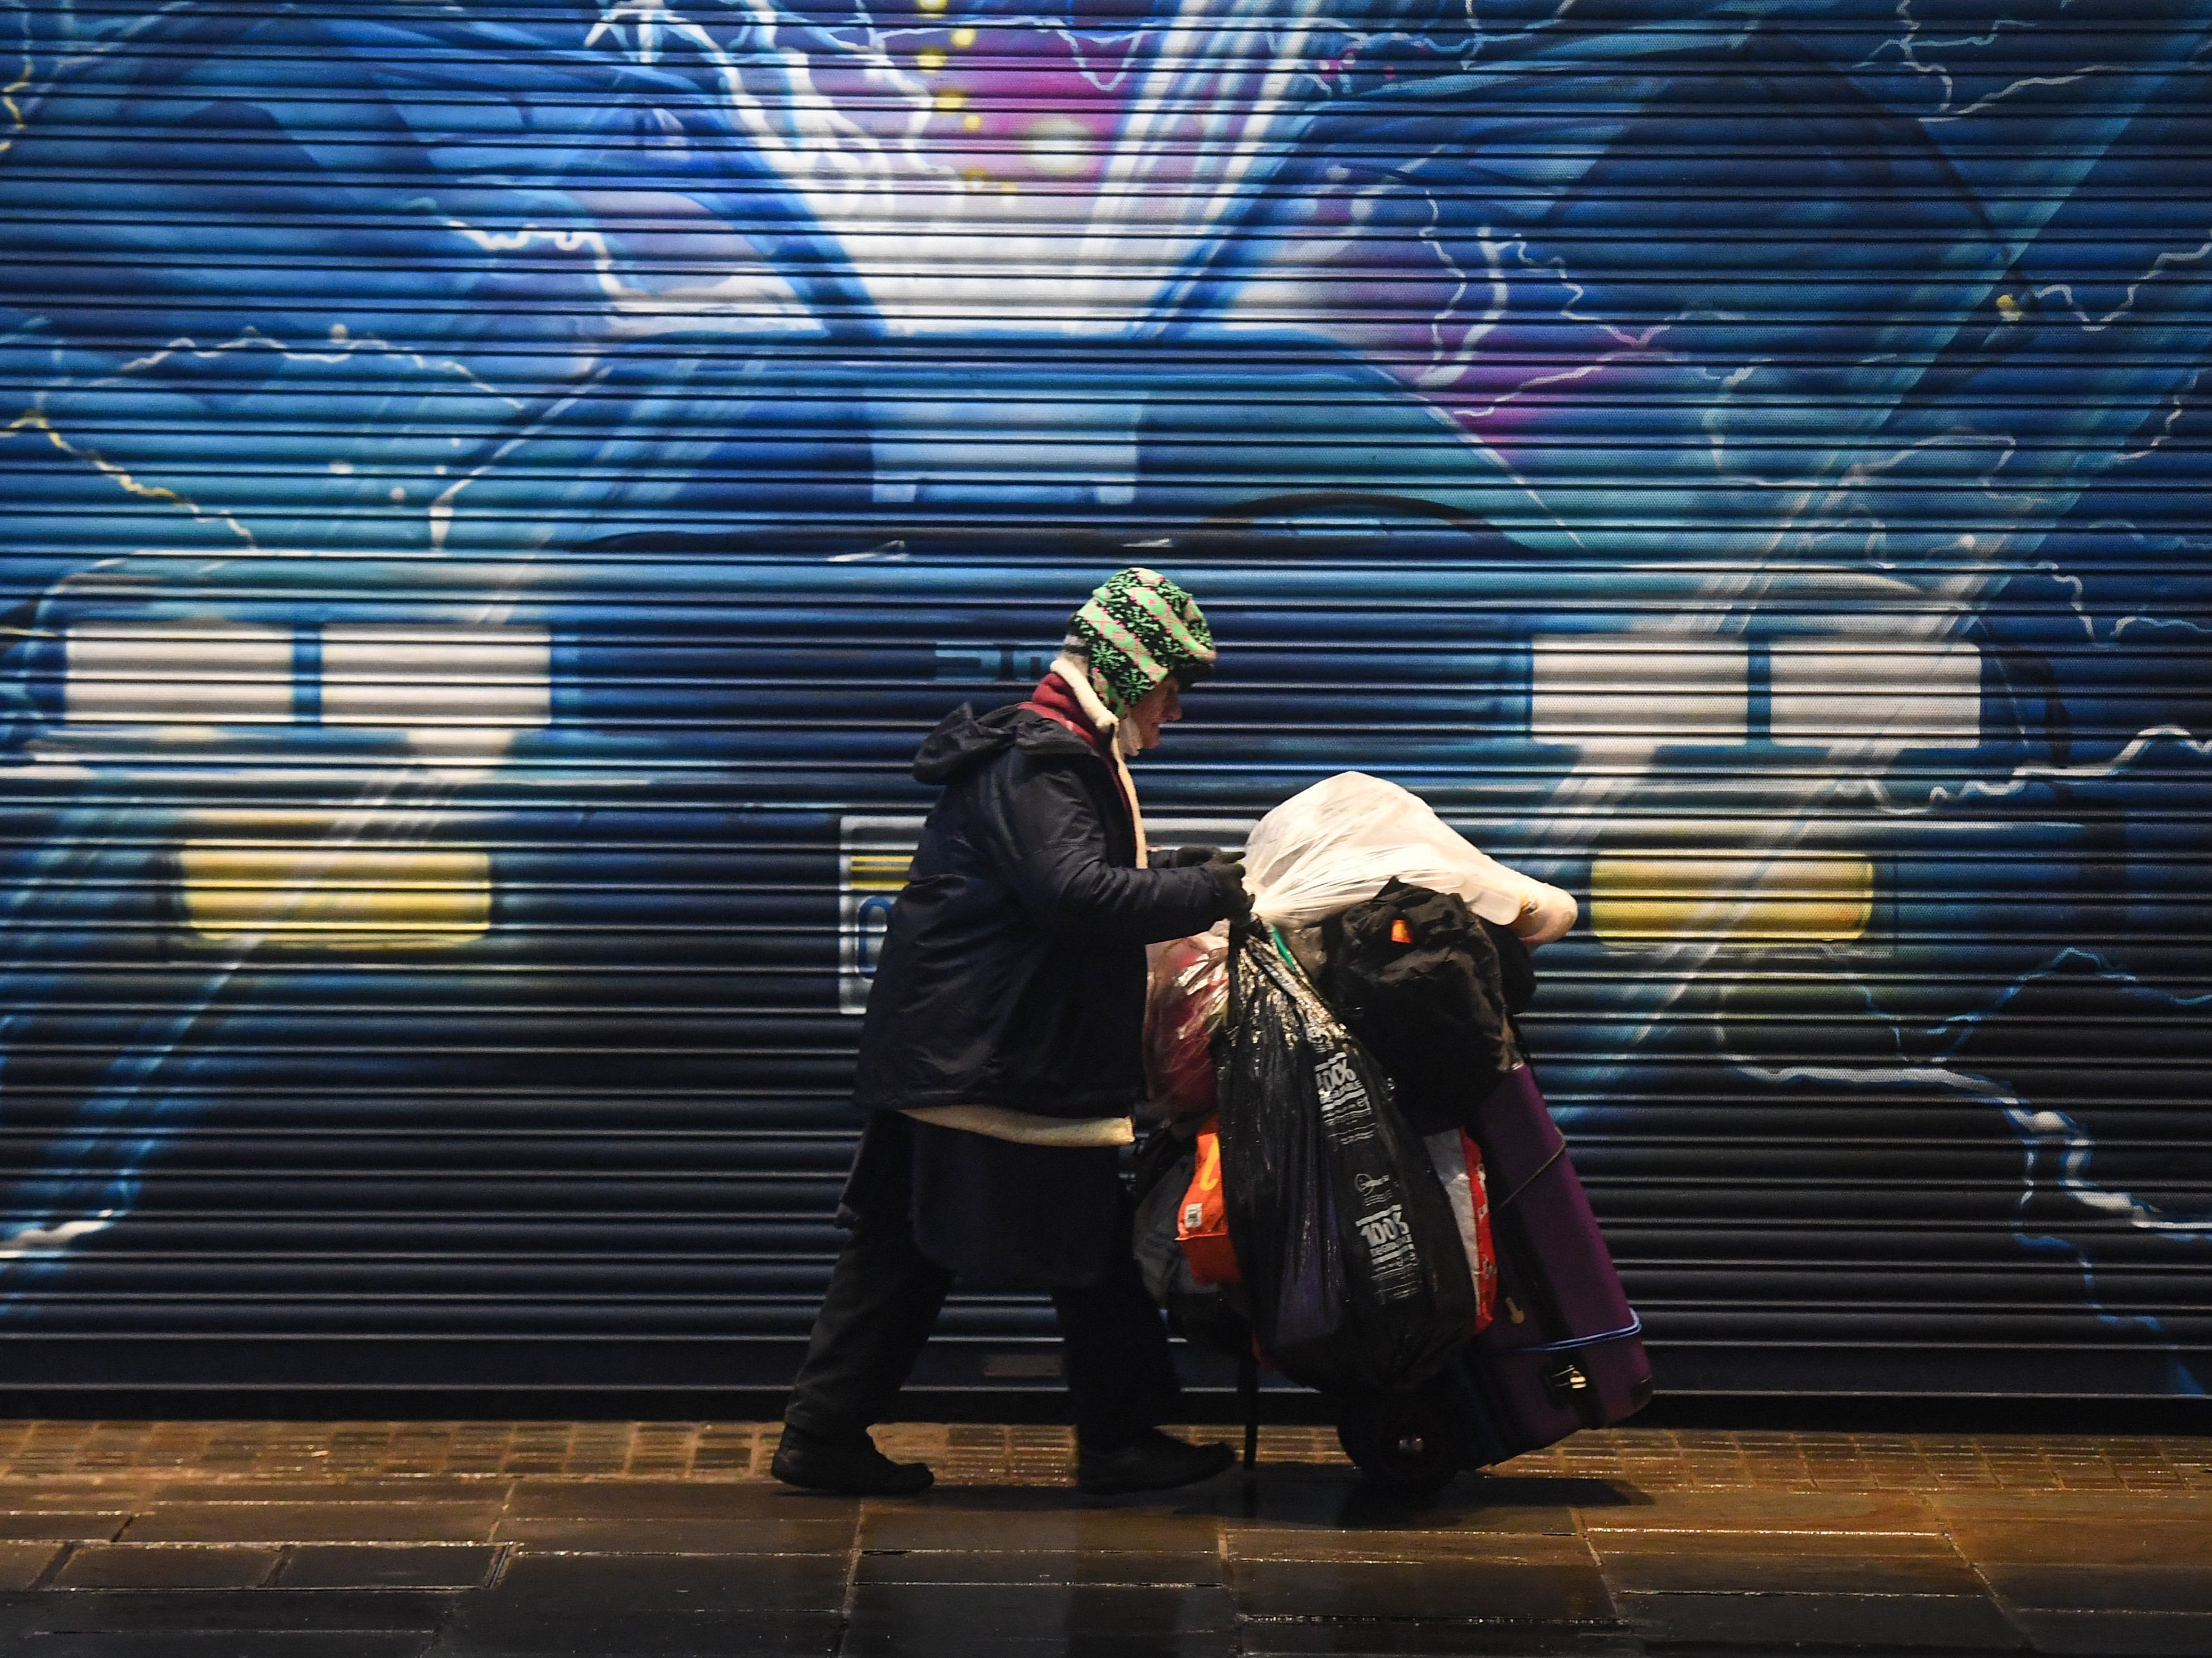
[[1175, 1122, 1241, 1286]]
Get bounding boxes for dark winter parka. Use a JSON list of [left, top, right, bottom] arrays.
[[852, 703, 1229, 1120]]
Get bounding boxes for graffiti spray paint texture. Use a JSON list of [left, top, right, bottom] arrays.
[[0, 0, 2206, 1388]]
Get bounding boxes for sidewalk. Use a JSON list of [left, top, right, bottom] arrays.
[[0, 1421, 2200, 1655]]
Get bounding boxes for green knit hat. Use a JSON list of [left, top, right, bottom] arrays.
[[1065, 567, 1216, 717]]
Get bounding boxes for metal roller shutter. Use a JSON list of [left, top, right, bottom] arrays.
[[0, 1, 2206, 1397]]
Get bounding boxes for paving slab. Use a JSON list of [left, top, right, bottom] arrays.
[[1233, 1555, 1617, 1621], [0, 1511, 132, 1542], [2006, 1608, 2212, 1656], [1590, 1532, 1988, 1597], [1933, 1491, 2212, 1521], [859, 1489, 1222, 1553], [1587, 1525, 1967, 1557], [845, 1581, 1236, 1637], [1229, 1528, 1600, 1565], [849, 1636, 1236, 1658], [840, 1584, 1237, 1658], [52, 1543, 283, 1589], [841, 1630, 1234, 1658], [121, 1502, 505, 1544], [856, 1548, 1223, 1585], [0, 1587, 461, 1633], [1981, 1563, 2212, 1614], [423, 1603, 840, 1657], [0, 1540, 61, 1589], [1576, 1488, 1946, 1535], [0, 1485, 160, 1514], [11, 1636, 432, 1658], [144, 1480, 509, 1506], [1208, 1467, 1592, 1541], [496, 1485, 863, 1553], [276, 1544, 504, 1589], [488, 1550, 852, 1612], [1939, 1518, 2212, 1568], [504, 1481, 838, 1520], [1617, 1588, 2029, 1650], [493, 1513, 860, 1554], [1239, 1619, 1641, 1655]]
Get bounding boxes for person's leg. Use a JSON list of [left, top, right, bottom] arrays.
[[1054, 1200, 1235, 1495], [1053, 1247, 1181, 1449], [782, 1203, 954, 1445], [777, 1115, 954, 1494]]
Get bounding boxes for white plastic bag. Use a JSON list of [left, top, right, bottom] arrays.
[[1244, 772, 1577, 943]]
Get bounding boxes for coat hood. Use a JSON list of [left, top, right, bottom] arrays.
[[912, 703, 1093, 785]]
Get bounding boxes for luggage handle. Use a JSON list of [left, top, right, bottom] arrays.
[[1491, 1137, 1568, 1215], [1511, 1313, 1642, 1357]]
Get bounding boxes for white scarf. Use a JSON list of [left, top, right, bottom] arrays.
[[1049, 654, 1148, 869]]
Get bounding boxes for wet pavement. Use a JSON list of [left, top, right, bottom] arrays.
[[0, 1420, 2201, 1655]]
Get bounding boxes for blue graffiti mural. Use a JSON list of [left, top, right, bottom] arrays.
[[0, 0, 2207, 1388]]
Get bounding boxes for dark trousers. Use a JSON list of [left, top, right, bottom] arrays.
[[783, 1192, 1182, 1450]]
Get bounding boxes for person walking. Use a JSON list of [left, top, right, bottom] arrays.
[[775, 569, 1251, 1497]]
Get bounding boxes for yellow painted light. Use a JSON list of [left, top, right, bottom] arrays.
[[952, 26, 977, 46], [844, 852, 914, 893], [917, 47, 946, 70], [934, 87, 967, 111], [180, 842, 491, 948], [1591, 854, 1874, 945]]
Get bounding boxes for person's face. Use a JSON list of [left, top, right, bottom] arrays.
[[1125, 677, 1182, 751]]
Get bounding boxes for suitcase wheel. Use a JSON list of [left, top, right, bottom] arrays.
[[1336, 1387, 1463, 1499]]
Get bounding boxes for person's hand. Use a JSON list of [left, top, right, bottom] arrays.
[[1154, 845, 1250, 918], [1204, 851, 1252, 921]]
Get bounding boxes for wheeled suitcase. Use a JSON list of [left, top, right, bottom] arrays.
[[1325, 1061, 1648, 1494], [1449, 1062, 1650, 1463]]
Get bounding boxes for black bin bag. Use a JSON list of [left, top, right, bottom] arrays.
[[1214, 925, 1477, 1395], [1320, 879, 1533, 1136]]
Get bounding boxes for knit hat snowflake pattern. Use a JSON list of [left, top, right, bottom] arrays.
[[1065, 568, 1216, 717]]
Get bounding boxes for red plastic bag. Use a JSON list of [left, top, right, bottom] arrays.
[[1142, 925, 1229, 1118]]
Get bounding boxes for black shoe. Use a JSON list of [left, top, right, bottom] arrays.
[[771, 1425, 934, 1496], [1076, 1428, 1237, 1496]]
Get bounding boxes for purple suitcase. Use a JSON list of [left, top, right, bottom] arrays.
[[1454, 1064, 1650, 1461]]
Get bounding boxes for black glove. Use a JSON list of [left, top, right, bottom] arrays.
[[1203, 851, 1253, 921], [1157, 844, 1221, 868]]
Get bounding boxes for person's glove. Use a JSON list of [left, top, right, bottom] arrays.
[[1157, 844, 1221, 867], [1202, 850, 1252, 922], [1156, 845, 1251, 919]]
